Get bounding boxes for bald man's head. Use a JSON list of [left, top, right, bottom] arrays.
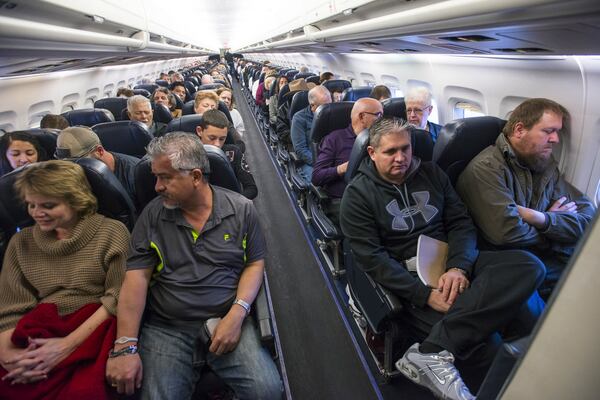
[[351, 97, 384, 133]]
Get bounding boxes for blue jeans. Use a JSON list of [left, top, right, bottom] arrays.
[[138, 319, 282, 400], [297, 164, 313, 185]]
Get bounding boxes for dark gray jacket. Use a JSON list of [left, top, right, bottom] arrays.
[[457, 133, 595, 259]]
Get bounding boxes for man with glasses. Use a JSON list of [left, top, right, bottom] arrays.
[[405, 86, 442, 143], [55, 126, 139, 203], [290, 85, 332, 184], [312, 97, 383, 225]]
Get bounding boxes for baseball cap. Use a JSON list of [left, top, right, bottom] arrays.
[[55, 126, 100, 159]]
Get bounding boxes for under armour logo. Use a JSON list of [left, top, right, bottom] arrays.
[[386, 191, 438, 231]]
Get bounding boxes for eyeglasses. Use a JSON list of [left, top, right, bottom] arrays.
[[362, 111, 383, 118], [406, 106, 431, 115]]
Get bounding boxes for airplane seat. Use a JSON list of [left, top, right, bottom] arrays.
[[306, 75, 321, 85], [182, 100, 196, 115], [152, 103, 173, 125], [342, 86, 372, 102], [343, 126, 435, 378], [183, 81, 197, 97], [217, 101, 234, 124], [285, 70, 299, 81], [213, 79, 228, 86], [197, 83, 224, 91], [134, 84, 159, 94], [91, 120, 151, 159], [294, 72, 315, 80], [382, 97, 407, 120], [134, 144, 241, 212], [132, 88, 151, 98], [277, 83, 290, 104], [322, 79, 352, 97], [166, 115, 203, 134], [0, 168, 35, 241], [94, 97, 128, 121], [155, 79, 169, 87], [433, 116, 506, 186], [61, 108, 115, 127], [74, 158, 136, 230], [173, 94, 184, 110], [288, 91, 309, 121], [308, 101, 354, 277], [24, 128, 59, 160], [186, 76, 199, 87]]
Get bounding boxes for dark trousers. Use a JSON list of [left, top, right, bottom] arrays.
[[399, 250, 545, 380]]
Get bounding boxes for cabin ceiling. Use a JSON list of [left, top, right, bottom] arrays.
[[0, 0, 600, 77]]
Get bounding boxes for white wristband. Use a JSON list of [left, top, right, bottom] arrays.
[[233, 298, 251, 315], [114, 336, 139, 345]]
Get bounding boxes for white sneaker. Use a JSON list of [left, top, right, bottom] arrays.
[[396, 343, 475, 400]]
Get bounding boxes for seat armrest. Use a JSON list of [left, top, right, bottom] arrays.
[[309, 183, 330, 203], [254, 282, 274, 344], [289, 151, 300, 163]]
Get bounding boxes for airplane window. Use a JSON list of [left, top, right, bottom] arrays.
[[453, 101, 484, 119], [429, 99, 440, 124], [84, 97, 95, 108], [61, 104, 75, 113], [392, 88, 404, 97]]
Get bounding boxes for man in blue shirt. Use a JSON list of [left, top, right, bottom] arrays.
[[290, 85, 332, 184], [405, 87, 442, 143]]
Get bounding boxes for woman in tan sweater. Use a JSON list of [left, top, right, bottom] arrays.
[[0, 160, 130, 392]]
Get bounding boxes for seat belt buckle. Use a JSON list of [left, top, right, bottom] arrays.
[[405, 256, 417, 272]]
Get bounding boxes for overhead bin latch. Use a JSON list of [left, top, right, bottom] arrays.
[[128, 30, 149, 51], [303, 24, 323, 42]]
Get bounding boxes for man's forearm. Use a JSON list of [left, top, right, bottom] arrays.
[[113, 270, 151, 349], [517, 205, 547, 229], [234, 260, 264, 308]]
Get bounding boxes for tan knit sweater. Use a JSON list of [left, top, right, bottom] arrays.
[[0, 214, 130, 332]]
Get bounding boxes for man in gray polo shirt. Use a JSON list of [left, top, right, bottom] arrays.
[[106, 132, 281, 399]]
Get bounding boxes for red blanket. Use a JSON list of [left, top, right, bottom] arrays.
[[0, 303, 116, 400]]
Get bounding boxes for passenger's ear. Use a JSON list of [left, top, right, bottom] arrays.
[[513, 122, 526, 138], [367, 145, 376, 160], [191, 168, 203, 184], [195, 126, 203, 138]]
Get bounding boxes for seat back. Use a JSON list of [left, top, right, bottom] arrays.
[[382, 97, 406, 119], [310, 101, 354, 148], [153, 103, 173, 124], [166, 115, 203, 133], [25, 128, 59, 160], [132, 88, 151, 98], [134, 84, 159, 94], [61, 108, 114, 127], [322, 79, 352, 95], [94, 97, 128, 121], [197, 84, 224, 91], [342, 86, 372, 102], [288, 91, 309, 121], [74, 158, 136, 230], [433, 116, 506, 186], [91, 120, 152, 159], [134, 145, 241, 211], [155, 79, 169, 87], [0, 168, 34, 236], [285, 70, 299, 81], [277, 83, 290, 104], [294, 72, 315, 80], [182, 100, 195, 115], [306, 75, 321, 85]]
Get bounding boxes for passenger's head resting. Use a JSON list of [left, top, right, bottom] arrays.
[[367, 117, 413, 185], [146, 131, 210, 183], [127, 95, 154, 128], [15, 159, 98, 218], [405, 86, 433, 130], [55, 126, 101, 159], [351, 97, 384, 133], [502, 98, 570, 172], [194, 91, 219, 116], [308, 85, 332, 112], [201, 75, 214, 85]]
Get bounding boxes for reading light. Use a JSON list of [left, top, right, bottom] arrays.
[[342, 8, 354, 16]]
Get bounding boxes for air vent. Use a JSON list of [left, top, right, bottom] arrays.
[[439, 35, 497, 42], [322, 45, 336, 48], [351, 49, 364, 52], [395, 48, 419, 53], [359, 41, 381, 46], [493, 47, 551, 53]]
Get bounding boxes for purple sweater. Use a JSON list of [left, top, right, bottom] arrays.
[[311, 124, 356, 198]]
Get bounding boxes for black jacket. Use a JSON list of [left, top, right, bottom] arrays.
[[340, 156, 478, 307], [222, 144, 257, 200]]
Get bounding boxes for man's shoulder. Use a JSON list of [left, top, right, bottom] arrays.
[[464, 144, 504, 174], [113, 151, 141, 165], [213, 185, 253, 208]]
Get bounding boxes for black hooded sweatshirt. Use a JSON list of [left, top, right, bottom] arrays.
[[340, 156, 479, 308]]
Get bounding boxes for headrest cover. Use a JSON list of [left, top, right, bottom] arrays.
[[55, 126, 100, 159]]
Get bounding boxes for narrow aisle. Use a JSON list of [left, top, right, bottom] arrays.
[[232, 82, 380, 400]]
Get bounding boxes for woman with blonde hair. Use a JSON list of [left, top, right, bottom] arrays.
[[0, 160, 130, 399], [217, 87, 245, 136]]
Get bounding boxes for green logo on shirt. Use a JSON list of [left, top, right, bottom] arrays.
[[224, 233, 230, 241]]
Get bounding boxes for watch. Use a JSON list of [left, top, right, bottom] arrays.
[[234, 298, 251, 315], [109, 344, 138, 358]]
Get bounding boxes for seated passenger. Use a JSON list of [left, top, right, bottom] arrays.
[[170, 72, 184, 83], [40, 114, 69, 130], [340, 117, 545, 400], [0, 131, 48, 176], [116, 87, 134, 98], [55, 126, 139, 203], [457, 98, 595, 297], [196, 110, 257, 199], [195, 91, 244, 151], [312, 98, 383, 225], [0, 160, 129, 397], [369, 85, 392, 101], [127, 95, 167, 137], [269, 75, 289, 126], [405, 86, 442, 143], [291, 85, 332, 184], [152, 87, 182, 118], [217, 87, 245, 137], [276, 78, 309, 149], [319, 72, 334, 84], [201, 74, 214, 85], [169, 81, 187, 103], [105, 133, 282, 399]]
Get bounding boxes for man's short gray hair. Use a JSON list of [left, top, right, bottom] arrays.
[[369, 117, 412, 149], [405, 86, 432, 106], [308, 85, 331, 106], [127, 95, 151, 112], [146, 132, 210, 178]]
